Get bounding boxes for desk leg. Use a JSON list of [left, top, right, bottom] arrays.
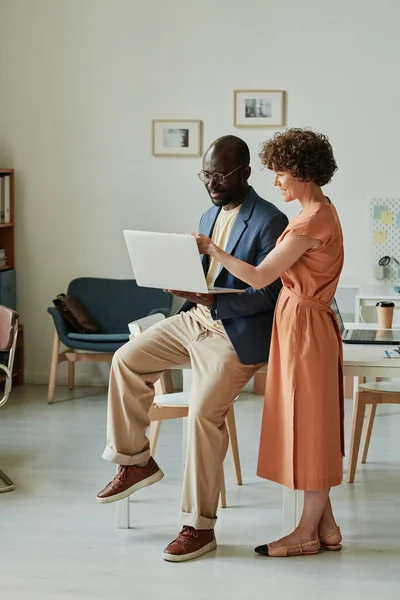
[[344, 376, 353, 399], [355, 297, 361, 323], [353, 376, 365, 403], [353, 376, 358, 404]]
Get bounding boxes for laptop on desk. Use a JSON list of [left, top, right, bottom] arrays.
[[332, 298, 400, 344], [123, 230, 242, 294]]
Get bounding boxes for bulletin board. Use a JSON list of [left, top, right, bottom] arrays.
[[370, 198, 400, 283]]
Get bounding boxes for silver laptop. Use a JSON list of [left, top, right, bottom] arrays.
[[332, 298, 400, 344], [123, 230, 241, 294]]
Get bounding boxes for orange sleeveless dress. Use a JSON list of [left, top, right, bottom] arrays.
[[257, 202, 344, 490]]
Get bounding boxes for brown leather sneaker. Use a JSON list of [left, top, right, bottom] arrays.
[[96, 457, 163, 504], [162, 526, 217, 562]]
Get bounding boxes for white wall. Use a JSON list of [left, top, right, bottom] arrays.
[[0, 0, 399, 383]]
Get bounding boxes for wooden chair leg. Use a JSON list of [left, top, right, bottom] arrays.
[[149, 421, 161, 457], [347, 392, 367, 483], [361, 403, 377, 464], [68, 360, 75, 390], [219, 468, 226, 508], [48, 332, 60, 403], [226, 405, 242, 485]]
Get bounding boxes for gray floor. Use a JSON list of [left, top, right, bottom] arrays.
[[1, 385, 400, 600]]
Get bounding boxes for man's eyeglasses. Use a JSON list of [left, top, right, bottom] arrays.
[[197, 165, 244, 185]]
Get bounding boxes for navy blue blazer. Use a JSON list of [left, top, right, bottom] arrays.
[[179, 187, 289, 364]]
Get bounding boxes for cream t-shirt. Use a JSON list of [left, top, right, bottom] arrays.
[[190, 204, 241, 332]]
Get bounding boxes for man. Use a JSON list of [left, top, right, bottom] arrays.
[[97, 135, 288, 561]]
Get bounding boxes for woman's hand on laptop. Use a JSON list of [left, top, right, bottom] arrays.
[[164, 290, 215, 307], [191, 233, 216, 255]]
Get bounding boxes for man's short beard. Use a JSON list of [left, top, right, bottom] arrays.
[[209, 191, 237, 207]]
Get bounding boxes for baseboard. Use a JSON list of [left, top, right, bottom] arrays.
[[24, 373, 109, 386], [24, 372, 255, 391]]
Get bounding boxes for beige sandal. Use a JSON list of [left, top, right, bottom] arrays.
[[255, 538, 321, 557], [320, 526, 342, 551]]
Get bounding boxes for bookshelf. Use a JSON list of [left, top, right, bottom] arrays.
[[0, 169, 14, 270], [0, 168, 23, 385]]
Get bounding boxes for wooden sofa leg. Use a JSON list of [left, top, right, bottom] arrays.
[[48, 332, 60, 403], [68, 360, 75, 390]]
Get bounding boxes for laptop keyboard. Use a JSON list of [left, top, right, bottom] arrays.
[[350, 330, 376, 342]]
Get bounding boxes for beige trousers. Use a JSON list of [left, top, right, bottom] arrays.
[[103, 311, 261, 529]]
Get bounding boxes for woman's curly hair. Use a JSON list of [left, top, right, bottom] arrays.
[[259, 128, 337, 186]]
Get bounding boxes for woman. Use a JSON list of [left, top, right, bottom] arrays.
[[193, 128, 344, 557]]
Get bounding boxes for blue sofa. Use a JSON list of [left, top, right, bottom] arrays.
[[47, 277, 172, 402]]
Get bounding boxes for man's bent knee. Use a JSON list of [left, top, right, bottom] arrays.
[[188, 393, 234, 425], [112, 337, 142, 369]]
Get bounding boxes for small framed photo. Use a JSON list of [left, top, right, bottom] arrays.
[[152, 120, 202, 156], [234, 90, 285, 127]]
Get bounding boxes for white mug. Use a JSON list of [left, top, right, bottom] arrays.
[[374, 265, 386, 280]]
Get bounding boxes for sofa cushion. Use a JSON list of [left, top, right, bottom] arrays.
[[66, 332, 129, 343]]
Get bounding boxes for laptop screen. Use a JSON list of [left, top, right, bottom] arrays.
[[331, 298, 345, 334]]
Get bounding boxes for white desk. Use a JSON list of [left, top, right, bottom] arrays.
[[355, 284, 400, 325], [343, 321, 400, 377], [283, 322, 400, 534]]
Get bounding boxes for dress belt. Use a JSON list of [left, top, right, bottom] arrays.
[[281, 286, 342, 346], [281, 286, 333, 313]]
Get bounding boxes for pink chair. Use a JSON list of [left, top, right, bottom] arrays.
[[0, 305, 19, 493]]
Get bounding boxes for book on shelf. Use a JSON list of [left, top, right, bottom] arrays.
[[0, 177, 3, 222], [0, 174, 11, 223], [0, 247, 7, 267]]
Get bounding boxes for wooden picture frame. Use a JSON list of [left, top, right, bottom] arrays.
[[234, 90, 285, 127], [152, 120, 202, 156]]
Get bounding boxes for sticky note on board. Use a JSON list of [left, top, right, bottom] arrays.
[[381, 211, 393, 225], [374, 231, 386, 243], [396, 213, 400, 228], [374, 204, 387, 219]]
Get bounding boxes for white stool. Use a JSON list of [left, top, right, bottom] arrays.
[[116, 388, 242, 529]]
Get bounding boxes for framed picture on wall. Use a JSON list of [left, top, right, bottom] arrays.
[[152, 120, 202, 156], [234, 90, 285, 127]]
